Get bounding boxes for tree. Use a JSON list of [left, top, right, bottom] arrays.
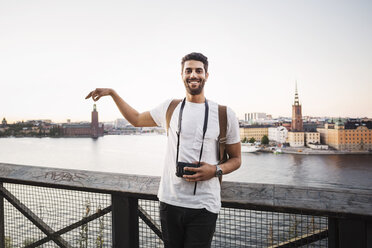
[[242, 137, 248, 143], [249, 137, 256, 143], [261, 135, 269, 145]]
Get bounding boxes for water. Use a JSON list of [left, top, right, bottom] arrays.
[[1, 135, 366, 247], [1, 135, 371, 191]]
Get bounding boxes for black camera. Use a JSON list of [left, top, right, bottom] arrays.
[[176, 162, 199, 177]]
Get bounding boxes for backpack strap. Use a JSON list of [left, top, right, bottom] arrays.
[[166, 99, 182, 136], [218, 105, 228, 184]]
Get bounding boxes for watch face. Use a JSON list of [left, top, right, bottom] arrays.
[[216, 167, 223, 177]]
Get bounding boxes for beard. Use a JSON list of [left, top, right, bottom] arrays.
[[183, 78, 205, 96]]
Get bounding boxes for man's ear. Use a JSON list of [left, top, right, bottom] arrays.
[[205, 72, 209, 80]]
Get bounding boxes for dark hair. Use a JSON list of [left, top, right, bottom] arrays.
[[181, 52, 208, 73]]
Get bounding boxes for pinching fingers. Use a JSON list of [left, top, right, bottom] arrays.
[[85, 91, 93, 99]]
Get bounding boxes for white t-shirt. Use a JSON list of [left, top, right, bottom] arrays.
[[150, 99, 240, 213]]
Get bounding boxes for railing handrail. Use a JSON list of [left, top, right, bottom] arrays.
[[1, 162, 371, 217]]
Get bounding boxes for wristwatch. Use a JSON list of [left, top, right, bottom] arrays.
[[215, 165, 223, 177]]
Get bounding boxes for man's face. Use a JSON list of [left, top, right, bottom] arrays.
[[182, 60, 209, 96]]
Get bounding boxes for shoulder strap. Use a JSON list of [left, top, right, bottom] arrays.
[[166, 99, 182, 136], [218, 105, 228, 184]]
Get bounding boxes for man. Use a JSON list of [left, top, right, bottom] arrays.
[[86, 52, 241, 247]]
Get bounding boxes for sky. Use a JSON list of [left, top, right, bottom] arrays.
[[1, 0, 371, 123]]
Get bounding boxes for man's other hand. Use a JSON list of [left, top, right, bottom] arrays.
[[85, 88, 113, 101], [183, 162, 216, 182]]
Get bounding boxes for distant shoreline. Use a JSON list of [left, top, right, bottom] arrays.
[[260, 147, 372, 155], [2, 135, 372, 155]]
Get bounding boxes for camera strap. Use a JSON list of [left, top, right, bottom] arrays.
[[176, 97, 209, 195]]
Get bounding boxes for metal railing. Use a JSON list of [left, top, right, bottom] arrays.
[[0, 162, 371, 247]]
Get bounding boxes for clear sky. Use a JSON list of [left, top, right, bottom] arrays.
[[1, 0, 371, 123]]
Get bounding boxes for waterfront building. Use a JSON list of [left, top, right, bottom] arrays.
[[287, 131, 305, 147], [317, 119, 372, 151], [62, 123, 92, 136], [305, 132, 320, 145], [268, 126, 288, 144], [239, 125, 270, 142], [62, 104, 104, 138], [103, 122, 114, 132], [20, 126, 40, 134], [114, 118, 128, 129], [121, 124, 141, 135]]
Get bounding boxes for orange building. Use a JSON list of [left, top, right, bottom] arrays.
[[287, 131, 305, 147], [239, 126, 269, 142], [317, 120, 372, 151]]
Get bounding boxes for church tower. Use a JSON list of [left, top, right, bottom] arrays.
[[291, 82, 303, 131], [1, 117, 7, 127], [91, 104, 99, 138]]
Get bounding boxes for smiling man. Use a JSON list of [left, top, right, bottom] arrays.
[[86, 52, 241, 248]]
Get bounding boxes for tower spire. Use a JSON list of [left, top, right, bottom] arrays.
[[291, 81, 303, 131], [294, 81, 300, 105]]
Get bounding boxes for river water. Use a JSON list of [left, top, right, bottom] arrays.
[[1, 135, 371, 190], [1, 135, 371, 247]]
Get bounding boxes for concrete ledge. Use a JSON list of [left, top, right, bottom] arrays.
[[1, 162, 371, 217]]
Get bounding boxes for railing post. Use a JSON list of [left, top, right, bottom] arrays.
[[329, 216, 370, 248], [328, 217, 338, 248], [112, 194, 139, 248], [0, 182, 5, 248]]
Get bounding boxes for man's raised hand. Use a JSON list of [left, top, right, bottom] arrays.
[[85, 88, 113, 101]]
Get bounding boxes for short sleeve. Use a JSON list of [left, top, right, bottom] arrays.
[[226, 107, 240, 144], [150, 99, 172, 128]]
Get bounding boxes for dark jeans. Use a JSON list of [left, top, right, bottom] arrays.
[[159, 201, 218, 248]]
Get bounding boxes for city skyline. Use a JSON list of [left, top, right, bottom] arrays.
[[2, 110, 370, 125], [1, 0, 371, 123]]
